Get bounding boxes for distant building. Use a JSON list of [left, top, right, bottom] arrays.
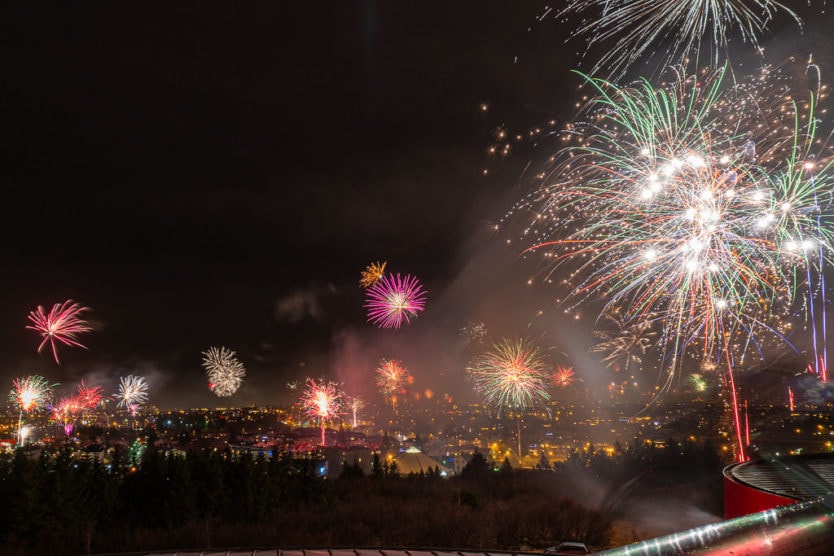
[[396, 447, 452, 476]]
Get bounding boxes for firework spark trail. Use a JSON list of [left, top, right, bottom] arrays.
[[513, 64, 833, 461], [347, 396, 364, 428], [364, 273, 427, 328], [202, 346, 246, 397], [26, 300, 92, 364], [803, 161, 829, 380], [558, 0, 803, 78], [299, 378, 343, 446]]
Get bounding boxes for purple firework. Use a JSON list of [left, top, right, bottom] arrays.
[[364, 273, 427, 328]]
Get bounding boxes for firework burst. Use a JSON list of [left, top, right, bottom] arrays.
[[468, 338, 551, 458], [10, 375, 57, 446], [552, 365, 576, 388], [75, 380, 104, 409], [375, 358, 409, 412], [592, 313, 657, 373], [364, 273, 427, 328], [26, 300, 92, 364], [468, 338, 551, 412], [202, 346, 246, 397], [558, 0, 803, 78], [299, 378, 343, 446], [513, 63, 834, 461], [300, 378, 342, 420], [52, 396, 80, 436], [116, 375, 149, 415], [51, 381, 103, 437], [10, 375, 56, 413], [520, 65, 833, 377], [359, 261, 387, 288], [689, 373, 709, 392], [460, 321, 488, 344], [375, 359, 408, 395]]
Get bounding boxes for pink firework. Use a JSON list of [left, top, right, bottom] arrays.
[[53, 396, 81, 436], [26, 300, 92, 364], [552, 365, 576, 388], [364, 273, 427, 329], [299, 379, 343, 446], [51, 381, 102, 437]]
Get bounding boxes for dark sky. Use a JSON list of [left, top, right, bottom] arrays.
[[2, 2, 832, 409]]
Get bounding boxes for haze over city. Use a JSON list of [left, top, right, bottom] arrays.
[[4, 2, 834, 555], [3, 3, 831, 415]]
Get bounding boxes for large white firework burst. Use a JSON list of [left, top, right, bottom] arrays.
[[558, 0, 803, 77], [515, 63, 833, 377], [116, 375, 149, 411], [202, 346, 246, 397], [509, 62, 833, 461]]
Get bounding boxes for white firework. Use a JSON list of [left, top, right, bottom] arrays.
[[559, 0, 803, 77], [202, 346, 246, 397], [346, 395, 364, 428], [116, 375, 148, 411]]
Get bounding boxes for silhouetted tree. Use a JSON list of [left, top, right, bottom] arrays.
[[340, 458, 365, 479], [461, 450, 491, 478], [371, 453, 384, 478]]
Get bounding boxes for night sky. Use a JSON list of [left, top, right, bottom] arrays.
[[3, 2, 832, 409]]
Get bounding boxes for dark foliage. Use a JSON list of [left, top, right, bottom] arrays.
[[0, 440, 723, 555]]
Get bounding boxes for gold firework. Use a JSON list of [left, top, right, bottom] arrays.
[[359, 261, 387, 288]]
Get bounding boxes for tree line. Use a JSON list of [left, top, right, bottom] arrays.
[[0, 439, 725, 555]]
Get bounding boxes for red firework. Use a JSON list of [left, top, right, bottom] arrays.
[[299, 378, 342, 421], [299, 378, 343, 446], [375, 359, 408, 396], [75, 380, 103, 409], [553, 365, 576, 388], [26, 300, 92, 364]]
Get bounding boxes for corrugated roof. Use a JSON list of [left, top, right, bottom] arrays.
[[726, 453, 834, 500]]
